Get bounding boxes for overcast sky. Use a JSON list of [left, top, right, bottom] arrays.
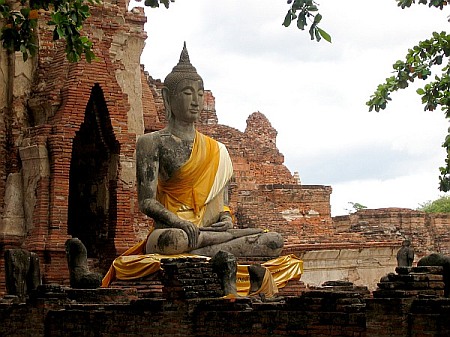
[[131, 0, 450, 216]]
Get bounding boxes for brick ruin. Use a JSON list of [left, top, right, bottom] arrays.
[[2, 1, 450, 335], [0, 0, 335, 294], [0, 0, 148, 292]]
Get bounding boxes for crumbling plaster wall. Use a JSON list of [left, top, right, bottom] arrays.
[[110, 15, 145, 136], [298, 246, 397, 291], [0, 50, 36, 238], [294, 208, 450, 290]]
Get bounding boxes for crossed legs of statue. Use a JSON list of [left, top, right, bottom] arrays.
[[145, 228, 284, 258]]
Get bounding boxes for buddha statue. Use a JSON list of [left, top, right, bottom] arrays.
[[136, 43, 283, 257], [397, 239, 414, 267]]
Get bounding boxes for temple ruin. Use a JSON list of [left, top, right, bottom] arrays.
[[1, 1, 450, 336]]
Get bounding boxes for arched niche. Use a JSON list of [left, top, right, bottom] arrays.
[[67, 84, 119, 260]]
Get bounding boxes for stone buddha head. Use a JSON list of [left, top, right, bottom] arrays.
[[163, 43, 204, 123]]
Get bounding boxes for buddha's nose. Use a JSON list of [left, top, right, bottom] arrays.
[[192, 94, 199, 106]]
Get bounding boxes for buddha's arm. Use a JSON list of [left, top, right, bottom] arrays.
[[219, 183, 233, 224], [136, 134, 199, 248]]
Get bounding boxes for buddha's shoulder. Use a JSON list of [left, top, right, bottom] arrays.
[[137, 130, 170, 144]]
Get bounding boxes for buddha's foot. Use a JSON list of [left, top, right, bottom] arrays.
[[191, 231, 284, 257]]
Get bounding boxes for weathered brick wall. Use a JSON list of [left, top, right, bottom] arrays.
[[0, 1, 147, 294], [0, 285, 368, 337], [3, 289, 450, 336], [0, 39, 6, 217], [0, 103, 6, 227], [333, 208, 450, 258], [245, 111, 278, 150], [142, 72, 165, 132], [0, 42, 36, 237], [232, 184, 332, 235], [428, 213, 450, 255], [28, 2, 147, 278]]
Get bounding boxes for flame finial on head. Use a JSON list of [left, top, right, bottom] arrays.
[[179, 41, 190, 64], [164, 42, 203, 95]]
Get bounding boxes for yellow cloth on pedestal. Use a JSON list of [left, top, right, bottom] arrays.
[[101, 232, 152, 288], [113, 253, 200, 280], [102, 249, 303, 298], [235, 254, 304, 296]]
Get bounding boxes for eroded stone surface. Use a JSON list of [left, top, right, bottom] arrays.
[[65, 238, 102, 289], [4, 249, 41, 301]]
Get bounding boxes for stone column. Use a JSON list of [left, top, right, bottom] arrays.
[[0, 173, 25, 236], [19, 143, 50, 233]]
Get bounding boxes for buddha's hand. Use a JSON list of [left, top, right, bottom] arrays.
[[200, 212, 233, 232], [176, 220, 199, 248]]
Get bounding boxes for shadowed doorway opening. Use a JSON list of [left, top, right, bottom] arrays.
[[68, 84, 119, 263]]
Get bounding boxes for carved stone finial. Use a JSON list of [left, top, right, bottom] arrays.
[[171, 41, 195, 72], [179, 41, 191, 64], [164, 42, 203, 95]]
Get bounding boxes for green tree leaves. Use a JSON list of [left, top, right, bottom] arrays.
[[396, 0, 448, 9], [0, 0, 99, 62], [47, 0, 98, 62], [317, 27, 331, 43], [367, 30, 450, 191], [283, 0, 331, 43], [0, 0, 38, 61], [417, 195, 450, 212], [345, 202, 368, 214], [144, 0, 174, 8]]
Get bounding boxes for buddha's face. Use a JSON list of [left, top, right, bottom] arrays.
[[169, 78, 204, 123]]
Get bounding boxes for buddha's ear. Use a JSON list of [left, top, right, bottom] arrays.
[[162, 87, 172, 121]]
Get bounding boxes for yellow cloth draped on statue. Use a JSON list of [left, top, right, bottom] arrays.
[[157, 131, 233, 227]]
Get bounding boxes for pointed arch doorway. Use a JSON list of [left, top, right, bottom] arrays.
[[67, 84, 119, 262]]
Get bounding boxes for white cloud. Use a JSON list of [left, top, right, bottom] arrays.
[[331, 173, 448, 216]]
